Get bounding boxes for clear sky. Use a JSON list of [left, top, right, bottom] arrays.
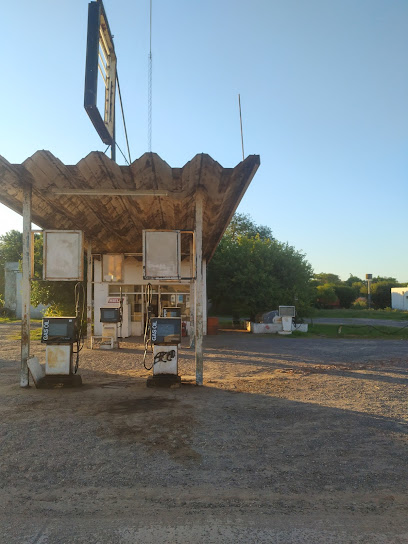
[[1, 0, 407, 282]]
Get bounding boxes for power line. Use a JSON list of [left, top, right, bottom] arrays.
[[115, 141, 130, 165], [116, 69, 132, 164]]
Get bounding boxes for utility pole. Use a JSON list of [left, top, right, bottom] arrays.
[[366, 273, 372, 309]]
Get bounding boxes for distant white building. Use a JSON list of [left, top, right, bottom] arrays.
[[4, 262, 48, 318], [391, 287, 408, 311]]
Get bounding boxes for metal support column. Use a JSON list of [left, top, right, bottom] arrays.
[[86, 241, 93, 347], [195, 193, 204, 385], [20, 183, 32, 387], [189, 236, 195, 348], [203, 258, 207, 334], [189, 281, 195, 348]]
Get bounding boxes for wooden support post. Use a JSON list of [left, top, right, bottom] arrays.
[[20, 183, 32, 387], [195, 193, 204, 385], [86, 241, 93, 347]]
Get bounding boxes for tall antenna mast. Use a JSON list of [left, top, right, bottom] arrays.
[[238, 94, 245, 161], [148, 0, 153, 152]]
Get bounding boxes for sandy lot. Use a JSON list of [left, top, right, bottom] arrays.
[[1, 322, 408, 543]]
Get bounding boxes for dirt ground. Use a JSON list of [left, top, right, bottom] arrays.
[[1, 322, 408, 543]]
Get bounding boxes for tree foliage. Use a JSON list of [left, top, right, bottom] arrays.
[[370, 280, 400, 309], [334, 285, 357, 309], [31, 281, 80, 316], [0, 230, 80, 315], [345, 274, 362, 286], [315, 284, 338, 307], [313, 272, 342, 285], [0, 230, 23, 301], [0, 230, 23, 267], [30, 233, 82, 315], [225, 213, 274, 241], [207, 214, 313, 320]]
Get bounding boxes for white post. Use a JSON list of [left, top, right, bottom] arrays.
[[20, 183, 32, 387], [189, 280, 195, 348], [189, 237, 195, 348], [195, 193, 204, 385], [86, 241, 93, 347], [203, 259, 207, 335]]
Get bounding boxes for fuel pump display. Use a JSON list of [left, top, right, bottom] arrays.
[[150, 317, 181, 344], [41, 317, 78, 344]]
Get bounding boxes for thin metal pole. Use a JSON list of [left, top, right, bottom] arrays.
[[189, 281, 195, 349], [148, 0, 153, 152], [20, 184, 32, 387], [111, 119, 116, 162], [238, 94, 245, 161], [86, 241, 93, 347], [189, 236, 195, 348], [367, 279, 372, 309], [195, 192, 204, 385]]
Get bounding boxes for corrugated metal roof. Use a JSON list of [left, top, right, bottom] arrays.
[[0, 151, 260, 260]]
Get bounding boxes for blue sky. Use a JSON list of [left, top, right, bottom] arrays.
[[1, 0, 407, 282]]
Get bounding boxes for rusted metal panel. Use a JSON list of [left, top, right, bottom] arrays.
[[45, 345, 72, 375], [153, 345, 178, 376], [143, 230, 180, 279], [43, 230, 84, 281]]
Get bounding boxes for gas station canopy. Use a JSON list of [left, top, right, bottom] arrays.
[[0, 151, 260, 260]]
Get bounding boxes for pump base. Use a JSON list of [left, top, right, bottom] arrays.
[[146, 374, 181, 388], [36, 373, 83, 389]]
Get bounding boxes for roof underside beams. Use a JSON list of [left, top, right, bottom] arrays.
[[0, 151, 260, 260]]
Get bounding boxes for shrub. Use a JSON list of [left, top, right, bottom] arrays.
[[352, 298, 367, 309]]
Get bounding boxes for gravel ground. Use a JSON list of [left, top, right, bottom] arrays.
[[1, 323, 408, 543]]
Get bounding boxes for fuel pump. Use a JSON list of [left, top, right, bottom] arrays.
[[143, 285, 182, 387], [99, 304, 122, 348], [37, 282, 85, 386]]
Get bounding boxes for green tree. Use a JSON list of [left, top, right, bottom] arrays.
[[0, 230, 23, 266], [315, 284, 338, 308], [31, 281, 80, 316], [207, 215, 313, 321], [0, 230, 23, 301], [370, 280, 400, 309], [30, 233, 84, 316], [345, 274, 362, 286], [313, 273, 342, 285], [373, 276, 398, 284], [224, 213, 273, 241], [334, 285, 357, 309], [353, 281, 367, 296], [0, 230, 81, 316]]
